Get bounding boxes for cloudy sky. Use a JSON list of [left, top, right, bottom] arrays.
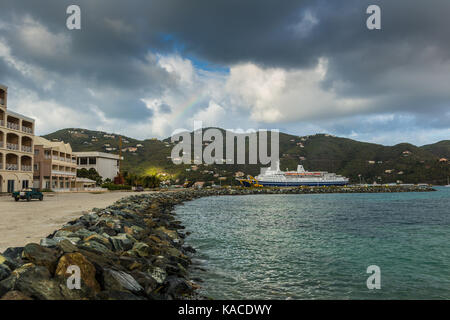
[[0, 0, 449, 145]]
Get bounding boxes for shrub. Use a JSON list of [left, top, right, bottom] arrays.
[[101, 183, 132, 191]]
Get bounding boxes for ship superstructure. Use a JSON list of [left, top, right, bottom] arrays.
[[238, 161, 349, 187]]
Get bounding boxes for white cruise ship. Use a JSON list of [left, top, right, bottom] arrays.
[[238, 161, 349, 187]]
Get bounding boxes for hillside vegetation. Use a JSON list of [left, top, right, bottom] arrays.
[[43, 128, 450, 185]]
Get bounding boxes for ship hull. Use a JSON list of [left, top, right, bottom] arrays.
[[258, 180, 348, 187]]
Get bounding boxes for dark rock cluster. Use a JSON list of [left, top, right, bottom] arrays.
[[0, 185, 434, 300], [0, 192, 201, 300]]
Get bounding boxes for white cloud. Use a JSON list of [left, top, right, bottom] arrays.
[[225, 59, 371, 123], [189, 100, 226, 127], [18, 16, 71, 57]]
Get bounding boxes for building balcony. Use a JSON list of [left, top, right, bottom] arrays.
[[0, 120, 4, 126], [51, 170, 76, 176], [22, 127, 33, 134], [0, 141, 3, 148], [22, 145, 32, 153], [0, 163, 2, 170], [6, 163, 18, 171], [6, 143, 19, 151], [0, 98, 5, 105], [7, 122, 19, 130], [21, 165, 32, 172]]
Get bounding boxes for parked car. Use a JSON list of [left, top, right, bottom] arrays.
[[135, 185, 144, 192], [12, 188, 44, 202]]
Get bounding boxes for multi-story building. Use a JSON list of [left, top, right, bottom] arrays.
[[74, 151, 122, 181], [0, 84, 35, 193], [33, 137, 77, 191]]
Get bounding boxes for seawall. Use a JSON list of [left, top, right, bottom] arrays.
[[0, 185, 434, 300]]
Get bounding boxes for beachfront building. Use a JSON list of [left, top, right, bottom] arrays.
[[74, 151, 122, 180], [33, 137, 77, 191], [0, 84, 35, 193]]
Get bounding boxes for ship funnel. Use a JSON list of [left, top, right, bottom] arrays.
[[297, 165, 305, 172]]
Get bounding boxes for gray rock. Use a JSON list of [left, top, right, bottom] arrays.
[[103, 269, 143, 293], [0, 264, 11, 281], [109, 233, 134, 252]]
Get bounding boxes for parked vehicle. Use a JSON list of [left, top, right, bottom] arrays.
[[12, 188, 44, 202], [135, 185, 144, 192]]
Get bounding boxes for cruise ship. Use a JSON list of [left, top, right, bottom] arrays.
[[237, 162, 349, 187]]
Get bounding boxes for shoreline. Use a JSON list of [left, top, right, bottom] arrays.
[[0, 185, 435, 300]]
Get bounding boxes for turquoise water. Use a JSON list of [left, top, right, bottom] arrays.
[[176, 187, 450, 299]]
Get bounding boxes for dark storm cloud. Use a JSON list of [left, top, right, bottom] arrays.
[[0, 0, 449, 139]]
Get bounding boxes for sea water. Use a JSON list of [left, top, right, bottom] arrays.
[[176, 187, 450, 299]]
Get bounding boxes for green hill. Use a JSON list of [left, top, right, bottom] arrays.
[[42, 128, 450, 185], [421, 140, 450, 158]]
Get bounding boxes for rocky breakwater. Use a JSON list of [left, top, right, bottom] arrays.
[[0, 193, 201, 300], [0, 185, 435, 300]]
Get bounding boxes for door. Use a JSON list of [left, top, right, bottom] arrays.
[[22, 180, 29, 189], [7, 180, 15, 193]]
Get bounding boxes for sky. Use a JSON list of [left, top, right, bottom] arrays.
[[0, 0, 449, 146]]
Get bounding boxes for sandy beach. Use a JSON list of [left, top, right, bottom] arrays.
[[0, 191, 152, 252]]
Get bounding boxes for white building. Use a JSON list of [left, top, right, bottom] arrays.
[[74, 151, 122, 180]]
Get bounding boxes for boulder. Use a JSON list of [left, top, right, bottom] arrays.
[[0, 264, 11, 281], [109, 233, 135, 252], [0, 290, 33, 300], [102, 269, 143, 293], [57, 239, 78, 253], [77, 241, 112, 255], [131, 242, 151, 258], [21, 244, 60, 274], [83, 234, 112, 250], [55, 252, 101, 293]]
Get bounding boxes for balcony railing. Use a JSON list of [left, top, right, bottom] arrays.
[[6, 163, 18, 171], [7, 122, 19, 130], [22, 145, 32, 153], [7, 143, 19, 150], [51, 170, 76, 176], [22, 127, 33, 134], [21, 165, 32, 172]]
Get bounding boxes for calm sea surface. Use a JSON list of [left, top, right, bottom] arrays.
[[175, 187, 450, 299]]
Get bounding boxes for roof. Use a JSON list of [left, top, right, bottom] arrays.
[[34, 136, 73, 154], [76, 178, 96, 183], [6, 110, 35, 122], [73, 151, 123, 160]]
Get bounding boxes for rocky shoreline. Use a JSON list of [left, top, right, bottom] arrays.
[[0, 185, 435, 300]]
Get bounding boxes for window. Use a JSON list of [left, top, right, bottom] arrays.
[[34, 149, 39, 156], [22, 180, 29, 189], [88, 157, 97, 165], [80, 157, 88, 165]]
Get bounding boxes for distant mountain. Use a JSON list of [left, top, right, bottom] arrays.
[[42, 128, 450, 185], [421, 140, 450, 158]]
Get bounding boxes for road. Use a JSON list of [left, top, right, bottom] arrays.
[[0, 191, 151, 252]]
